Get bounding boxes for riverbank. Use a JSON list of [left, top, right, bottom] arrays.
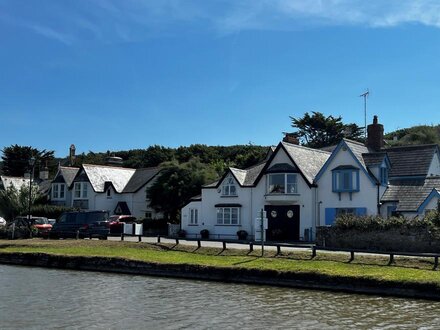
[[1, 239, 440, 300]]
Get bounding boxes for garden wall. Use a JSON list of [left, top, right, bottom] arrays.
[[316, 226, 440, 253]]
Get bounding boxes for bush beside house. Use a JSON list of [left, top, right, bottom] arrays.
[[316, 212, 440, 253]]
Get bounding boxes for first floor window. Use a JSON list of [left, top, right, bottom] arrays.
[[190, 208, 198, 225], [268, 173, 297, 194], [332, 169, 359, 192], [216, 207, 240, 225], [74, 182, 88, 199], [52, 183, 65, 200], [222, 176, 237, 196]]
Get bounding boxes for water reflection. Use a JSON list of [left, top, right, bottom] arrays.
[[0, 265, 439, 329]]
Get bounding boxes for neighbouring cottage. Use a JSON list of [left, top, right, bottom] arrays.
[[49, 159, 162, 219], [182, 116, 440, 241]]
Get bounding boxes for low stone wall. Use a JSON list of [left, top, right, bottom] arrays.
[[316, 226, 440, 252], [1, 252, 440, 300]]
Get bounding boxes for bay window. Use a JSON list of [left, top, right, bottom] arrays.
[[332, 168, 359, 192]]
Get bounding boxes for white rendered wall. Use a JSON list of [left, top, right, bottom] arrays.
[[428, 151, 440, 176]]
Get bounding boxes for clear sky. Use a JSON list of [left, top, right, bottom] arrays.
[[1, 1, 440, 157]]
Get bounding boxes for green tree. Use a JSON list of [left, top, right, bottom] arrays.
[[147, 159, 217, 222], [1, 145, 54, 177], [290, 112, 364, 148], [0, 185, 40, 221]]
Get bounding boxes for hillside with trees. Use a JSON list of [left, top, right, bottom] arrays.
[[384, 125, 440, 146]]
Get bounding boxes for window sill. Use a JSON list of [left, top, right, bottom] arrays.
[[220, 195, 238, 198], [265, 193, 300, 196], [215, 224, 241, 227], [188, 224, 199, 226], [332, 190, 359, 193]]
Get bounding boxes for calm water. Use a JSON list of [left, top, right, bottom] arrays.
[[1, 265, 440, 329]]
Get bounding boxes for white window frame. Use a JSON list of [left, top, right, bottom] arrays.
[[52, 183, 66, 200], [267, 173, 298, 194], [222, 176, 237, 196], [73, 182, 88, 199], [189, 208, 199, 225], [216, 207, 240, 225]]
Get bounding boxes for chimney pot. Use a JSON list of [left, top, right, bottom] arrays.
[[366, 115, 384, 151]]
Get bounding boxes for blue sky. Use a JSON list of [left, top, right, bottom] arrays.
[[1, 0, 440, 157]]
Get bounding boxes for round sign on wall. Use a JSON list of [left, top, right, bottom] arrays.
[[287, 210, 294, 218], [271, 210, 277, 218]]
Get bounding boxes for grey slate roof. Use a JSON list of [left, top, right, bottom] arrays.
[[281, 142, 331, 185], [362, 152, 387, 167], [385, 144, 438, 178], [57, 167, 80, 187], [230, 161, 266, 187], [80, 164, 159, 193], [343, 139, 370, 168], [381, 176, 440, 212], [123, 167, 161, 193]]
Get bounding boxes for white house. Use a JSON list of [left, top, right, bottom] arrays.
[[182, 141, 330, 241], [50, 164, 162, 219], [182, 116, 440, 242]]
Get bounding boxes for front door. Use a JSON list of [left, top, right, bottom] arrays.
[[264, 205, 300, 241]]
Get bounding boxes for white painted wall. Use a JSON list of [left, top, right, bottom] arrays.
[[316, 145, 385, 225], [428, 151, 440, 176]]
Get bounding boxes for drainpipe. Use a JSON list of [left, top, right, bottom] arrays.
[[376, 183, 381, 215]]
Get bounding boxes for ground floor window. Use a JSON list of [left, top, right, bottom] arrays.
[[190, 208, 198, 225], [216, 207, 240, 225]]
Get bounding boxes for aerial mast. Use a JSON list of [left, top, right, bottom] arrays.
[[359, 89, 369, 139]]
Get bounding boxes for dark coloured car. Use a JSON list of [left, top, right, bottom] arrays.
[[50, 211, 109, 239]]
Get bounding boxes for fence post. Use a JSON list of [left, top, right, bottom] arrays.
[[249, 243, 253, 252], [349, 251, 355, 262], [222, 241, 226, 250], [121, 233, 124, 241], [388, 253, 394, 265], [434, 256, 439, 271], [276, 245, 281, 255], [138, 235, 142, 242], [76, 230, 79, 240], [312, 246, 316, 258], [157, 235, 161, 243], [175, 238, 179, 245], [197, 240, 201, 248]]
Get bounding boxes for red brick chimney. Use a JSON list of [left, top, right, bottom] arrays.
[[366, 115, 384, 151], [283, 132, 300, 145]]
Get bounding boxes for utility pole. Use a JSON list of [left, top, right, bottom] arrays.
[[359, 89, 369, 139]]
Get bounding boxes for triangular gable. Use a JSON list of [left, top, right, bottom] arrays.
[[417, 189, 440, 214], [315, 139, 377, 185], [254, 142, 319, 187], [214, 169, 244, 189]]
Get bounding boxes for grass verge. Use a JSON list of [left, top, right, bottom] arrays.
[[1, 239, 440, 288]]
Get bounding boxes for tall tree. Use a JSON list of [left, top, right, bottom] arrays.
[[147, 158, 217, 222], [1, 145, 54, 177], [290, 112, 364, 148], [0, 185, 40, 221]]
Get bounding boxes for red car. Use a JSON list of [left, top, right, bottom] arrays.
[[32, 217, 53, 237], [109, 215, 137, 234]]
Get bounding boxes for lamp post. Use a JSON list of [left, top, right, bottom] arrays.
[[28, 157, 35, 237]]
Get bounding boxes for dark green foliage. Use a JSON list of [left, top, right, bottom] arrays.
[[290, 112, 364, 148], [30, 204, 77, 220], [0, 185, 39, 221], [384, 125, 440, 146], [334, 212, 440, 231], [1, 145, 54, 177], [147, 159, 218, 222]]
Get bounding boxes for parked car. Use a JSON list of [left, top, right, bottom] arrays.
[[0, 217, 6, 227], [31, 217, 52, 237], [108, 215, 137, 235], [50, 211, 110, 239], [10, 216, 52, 238]]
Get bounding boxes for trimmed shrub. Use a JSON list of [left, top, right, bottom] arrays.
[[200, 229, 209, 239], [237, 230, 248, 240], [30, 204, 77, 220]]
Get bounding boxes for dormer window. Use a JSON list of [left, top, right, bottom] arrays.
[[332, 167, 359, 192], [222, 177, 237, 196], [268, 173, 298, 194]]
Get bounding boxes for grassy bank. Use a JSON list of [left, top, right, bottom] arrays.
[[1, 239, 440, 288]]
